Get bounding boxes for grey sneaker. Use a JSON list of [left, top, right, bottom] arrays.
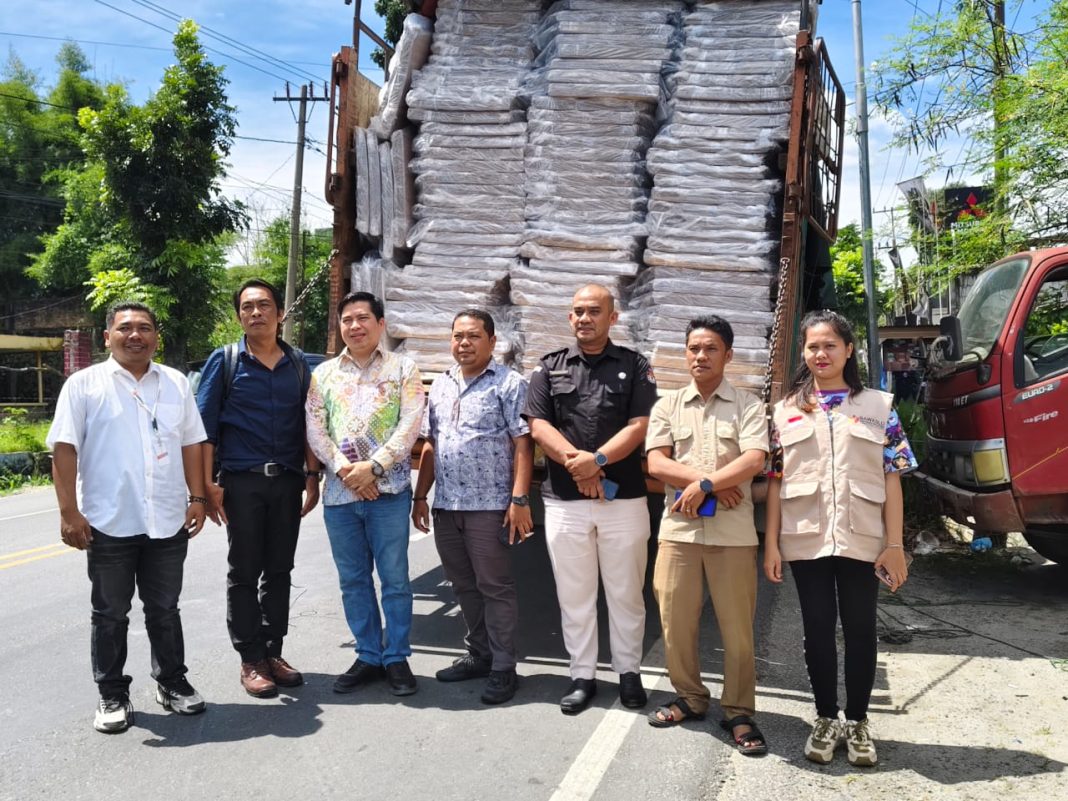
[[94, 696, 134, 733], [804, 716, 841, 764], [844, 718, 878, 766], [481, 669, 518, 705], [156, 677, 206, 715]]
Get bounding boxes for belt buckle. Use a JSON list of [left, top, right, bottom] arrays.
[[263, 462, 282, 477]]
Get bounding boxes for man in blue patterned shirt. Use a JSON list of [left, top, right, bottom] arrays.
[[412, 309, 533, 705]]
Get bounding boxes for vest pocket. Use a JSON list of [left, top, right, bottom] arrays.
[[848, 478, 885, 537], [779, 479, 821, 534]]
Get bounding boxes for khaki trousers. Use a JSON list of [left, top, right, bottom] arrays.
[[653, 540, 758, 719]]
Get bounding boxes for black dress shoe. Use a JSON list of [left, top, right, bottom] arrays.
[[333, 659, 384, 693], [619, 671, 647, 708], [385, 659, 419, 696], [560, 678, 597, 715]]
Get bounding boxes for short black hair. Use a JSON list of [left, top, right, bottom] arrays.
[[233, 278, 283, 313], [337, 290, 385, 320], [685, 315, 734, 350], [453, 308, 495, 337], [106, 301, 158, 330]]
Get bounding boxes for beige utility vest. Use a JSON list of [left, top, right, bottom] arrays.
[[772, 389, 893, 563]]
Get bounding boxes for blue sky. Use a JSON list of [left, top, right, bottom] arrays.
[[0, 1, 1033, 264]]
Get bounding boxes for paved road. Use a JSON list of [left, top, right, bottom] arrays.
[[1, 486, 1066, 801]]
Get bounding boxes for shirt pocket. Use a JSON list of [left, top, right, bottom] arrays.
[[671, 425, 695, 463], [779, 479, 821, 535], [549, 374, 579, 415], [848, 478, 886, 538], [846, 421, 885, 465], [715, 420, 741, 465]]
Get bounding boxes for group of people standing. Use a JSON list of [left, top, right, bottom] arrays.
[[48, 278, 915, 769]]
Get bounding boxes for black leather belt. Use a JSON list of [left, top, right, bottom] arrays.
[[247, 462, 285, 477]]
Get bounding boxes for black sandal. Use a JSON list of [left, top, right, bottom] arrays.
[[647, 697, 706, 728], [720, 715, 769, 756]]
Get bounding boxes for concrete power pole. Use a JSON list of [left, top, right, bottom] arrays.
[[852, 0, 881, 384], [274, 82, 328, 343]]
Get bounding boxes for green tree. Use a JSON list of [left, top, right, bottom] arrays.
[[830, 223, 888, 345], [0, 42, 105, 300], [30, 21, 244, 369], [371, 0, 409, 71]]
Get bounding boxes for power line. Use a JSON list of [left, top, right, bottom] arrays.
[[0, 30, 170, 52], [125, 0, 327, 85], [89, 0, 298, 86]]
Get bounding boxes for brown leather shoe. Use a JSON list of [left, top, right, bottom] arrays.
[[240, 661, 278, 698], [267, 656, 304, 688]]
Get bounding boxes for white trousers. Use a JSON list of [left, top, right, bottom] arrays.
[[543, 496, 651, 679]]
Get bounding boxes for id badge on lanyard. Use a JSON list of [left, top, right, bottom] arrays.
[[131, 385, 170, 465]]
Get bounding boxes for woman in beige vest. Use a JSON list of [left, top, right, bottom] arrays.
[[763, 311, 916, 768]]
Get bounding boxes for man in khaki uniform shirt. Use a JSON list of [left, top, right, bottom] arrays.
[[645, 316, 769, 755]]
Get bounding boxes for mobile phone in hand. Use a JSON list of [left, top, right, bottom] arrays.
[[601, 478, 620, 500], [875, 565, 895, 588], [673, 491, 717, 517], [497, 522, 523, 546]]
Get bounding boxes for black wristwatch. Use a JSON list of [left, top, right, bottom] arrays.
[[370, 459, 385, 478], [511, 494, 530, 507], [699, 477, 713, 494], [305, 470, 322, 479]]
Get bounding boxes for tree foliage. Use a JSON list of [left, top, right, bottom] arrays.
[[30, 21, 244, 369], [371, 0, 410, 71], [830, 223, 889, 343], [0, 43, 105, 300], [873, 1, 1068, 248]]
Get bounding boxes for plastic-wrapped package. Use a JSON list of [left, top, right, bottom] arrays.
[[349, 252, 387, 302], [355, 127, 370, 235], [379, 141, 395, 259], [371, 14, 433, 141], [368, 135, 382, 238], [390, 128, 414, 254]]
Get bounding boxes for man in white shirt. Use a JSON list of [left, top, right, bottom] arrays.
[[48, 302, 209, 734]]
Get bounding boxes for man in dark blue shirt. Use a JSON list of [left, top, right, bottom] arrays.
[[197, 279, 321, 698]]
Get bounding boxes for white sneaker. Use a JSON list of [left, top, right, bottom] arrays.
[[94, 696, 134, 733], [844, 718, 878, 766], [804, 716, 841, 764]]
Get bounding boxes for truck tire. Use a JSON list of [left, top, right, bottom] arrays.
[[1022, 525, 1068, 565]]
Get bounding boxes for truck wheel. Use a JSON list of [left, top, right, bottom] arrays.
[[1022, 526, 1068, 565]]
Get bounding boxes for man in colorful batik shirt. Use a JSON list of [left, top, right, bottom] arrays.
[[306, 291, 424, 696]]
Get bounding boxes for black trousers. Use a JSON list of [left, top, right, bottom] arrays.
[[87, 528, 189, 699], [789, 555, 880, 722], [221, 470, 304, 662]]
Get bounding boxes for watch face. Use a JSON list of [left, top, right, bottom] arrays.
[[700, 479, 713, 493], [595, 452, 608, 466]]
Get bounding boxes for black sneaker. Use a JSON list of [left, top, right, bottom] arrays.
[[385, 659, 418, 696], [94, 695, 134, 733], [435, 653, 492, 683], [619, 671, 647, 708], [333, 659, 385, 694], [481, 669, 518, 705], [156, 676, 206, 715]]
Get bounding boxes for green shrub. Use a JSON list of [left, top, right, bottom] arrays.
[[0, 408, 50, 454]]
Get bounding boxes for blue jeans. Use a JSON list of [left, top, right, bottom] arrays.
[[86, 528, 189, 699], [323, 490, 413, 666]]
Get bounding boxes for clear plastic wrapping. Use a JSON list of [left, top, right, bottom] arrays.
[[355, 127, 370, 235], [379, 140, 394, 257], [390, 128, 415, 252], [371, 14, 433, 141]]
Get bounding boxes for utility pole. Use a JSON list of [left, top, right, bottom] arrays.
[[274, 81, 329, 342], [852, 0, 880, 384]]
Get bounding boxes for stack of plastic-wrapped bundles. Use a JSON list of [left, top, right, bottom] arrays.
[[372, 0, 541, 377], [633, 0, 802, 390], [354, 14, 433, 267], [513, 0, 685, 370]]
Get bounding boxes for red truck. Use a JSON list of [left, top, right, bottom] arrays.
[[915, 246, 1068, 564]]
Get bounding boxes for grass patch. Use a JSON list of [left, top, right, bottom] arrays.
[[0, 472, 51, 495], [0, 408, 50, 454]]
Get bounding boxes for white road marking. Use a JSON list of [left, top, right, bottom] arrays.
[[549, 640, 670, 801], [0, 508, 56, 523]]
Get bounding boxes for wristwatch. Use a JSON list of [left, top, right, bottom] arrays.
[[370, 459, 385, 478], [305, 470, 322, 479], [511, 494, 530, 507], [699, 477, 713, 494], [594, 451, 608, 468]]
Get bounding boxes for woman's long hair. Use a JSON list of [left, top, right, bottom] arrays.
[[784, 310, 866, 409]]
